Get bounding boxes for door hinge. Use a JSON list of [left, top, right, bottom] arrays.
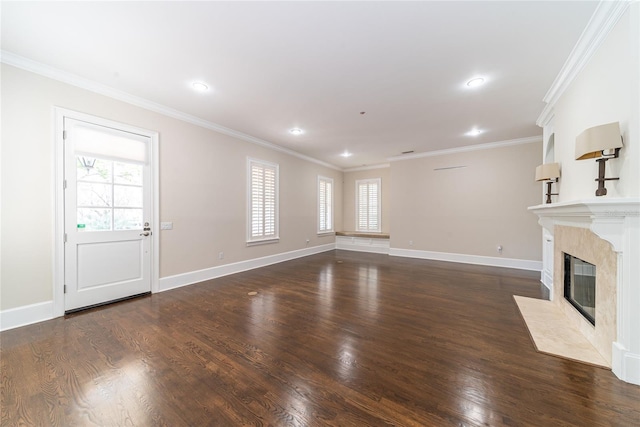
[[63, 179, 67, 189], [63, 130, 67, 140], [64, 285, 67, 294], [64, 233, 67, 243]]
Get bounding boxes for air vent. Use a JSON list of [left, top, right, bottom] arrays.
[[434, 165, 467, 171]]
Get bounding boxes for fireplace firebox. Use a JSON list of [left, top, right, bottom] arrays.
[[564, 253, 596, 326]]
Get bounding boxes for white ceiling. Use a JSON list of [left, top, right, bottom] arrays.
[[1, 1, 598, 169]]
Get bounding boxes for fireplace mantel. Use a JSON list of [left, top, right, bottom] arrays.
[[529, 197, 640, 385], [529, 198, 640, 252]]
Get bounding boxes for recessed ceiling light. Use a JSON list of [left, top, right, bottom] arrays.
[[192, 82, 209, 92], [341, 151, 353, 158], [466, 77, 485, 88], [289, 128, 304, 136], [466, 128, 482, 136]]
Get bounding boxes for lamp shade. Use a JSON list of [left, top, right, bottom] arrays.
[[535, 163, 560, 181], [575, 122, 623, 160]]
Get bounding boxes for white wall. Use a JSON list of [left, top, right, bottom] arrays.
[[536, 4, 640, 385], [552, 6, 639, 200], [0, 64, 343, 313], [390, 141, 543, 264]]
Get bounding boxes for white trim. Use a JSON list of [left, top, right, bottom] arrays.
[[336, 236, 390, 254], [1, 51, 341, 171], [150, 132, 161, 294], [0, 301, 55, 332], [536, 1, 631, 126], [387, 136, 541, 162], [246, 238, 280, 247], [317, 232, 336, 237], [344, 163, 390, 172], [355, 178, 382, 233], [247, 157, 280, 243], [389, 248, 542, 272], [158, 243, 336, 292], [542, 270, 553, 291], [53, 107, 160, 316], [317, 175, 334, 234], [53, 109, 65, 317]]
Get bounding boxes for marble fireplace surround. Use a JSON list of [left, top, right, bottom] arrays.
[[529, 198, 640, 385]]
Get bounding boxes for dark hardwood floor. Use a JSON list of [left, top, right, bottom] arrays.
[[2, 250, 639, 426]]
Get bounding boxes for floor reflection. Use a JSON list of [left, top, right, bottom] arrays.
[[81, 359, 154, 425], [317, 263, 334, 316], [456, 371, 491, 425], [358, 265, 379, 315], [249, 291, 275, 341], [336, 335, 358, 382]]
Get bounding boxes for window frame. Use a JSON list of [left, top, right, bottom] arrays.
[[355, 178, 382, 233], [247, 157, 279, 245], [317, 175, 334, 235]]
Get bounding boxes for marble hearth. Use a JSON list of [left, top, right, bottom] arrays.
[[528, 199, 640, 385]]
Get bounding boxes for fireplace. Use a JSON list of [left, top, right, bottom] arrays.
[[529, 198, 639, 385], [563, 253, 596, 326]]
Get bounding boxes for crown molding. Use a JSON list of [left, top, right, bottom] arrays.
[[387, 135, 542, 163], [0, 50, 342, 171], [536, 1, 632, 127], [343, 163, 390, 173]]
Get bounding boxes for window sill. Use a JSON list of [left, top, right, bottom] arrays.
[[336, 231, 389, 239], [317, 231, 335, 237], [246, 238, 280, 247]]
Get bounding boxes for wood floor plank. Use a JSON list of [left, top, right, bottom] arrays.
[[2, 250, 639, 426]]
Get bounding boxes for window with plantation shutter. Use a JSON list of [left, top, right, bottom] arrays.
[[356, 178, 381, 232], [318, 176, 334, 234], [247, 158, 279, 244]]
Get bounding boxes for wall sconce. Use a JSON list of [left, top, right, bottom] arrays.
[[575, 122, 623, 196], [535, 163, 560, 204]]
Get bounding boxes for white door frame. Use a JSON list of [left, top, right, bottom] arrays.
[[53, 107, 160, 317]]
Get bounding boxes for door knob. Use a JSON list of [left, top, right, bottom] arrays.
[[140, 231, 151, 237]]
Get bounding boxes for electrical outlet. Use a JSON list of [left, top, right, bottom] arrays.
[[409, 240, 413, 246], [218, 252, 224, 260], [497, 245, 503, 254], [306, 239, 310, 245]]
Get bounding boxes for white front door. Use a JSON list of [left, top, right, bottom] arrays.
[[64, 117, 152, 312]]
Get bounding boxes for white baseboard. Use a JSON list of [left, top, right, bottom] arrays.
[[0, 301, 54, 332], [0, 244, 542, 332], [612, 342, 640, 386], [389, 247, 542, 271], [541, 270, 553, 292], [335, 236, 390, 254], [159, 243, 336, 292]]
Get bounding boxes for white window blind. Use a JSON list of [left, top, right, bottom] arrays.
[[74, 124, 148, 164], [318, 176, 333, 233], [248, 158, 279, 243], [356, 178, 381, 232]]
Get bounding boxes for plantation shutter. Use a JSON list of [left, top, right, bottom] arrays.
[[249, 159, 278, 242], [318, 177, 333, 233], [356, 179, 381, 232]]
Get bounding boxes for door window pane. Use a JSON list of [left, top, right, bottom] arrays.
[[114, 185, 143, 208], [77, 182, 112, 207], [77, 208, 111, 231], [75, 155, 144, 231], [114, 162, 143, 185], [77, 157, 112, 183], [114, 209, 143, 230]]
